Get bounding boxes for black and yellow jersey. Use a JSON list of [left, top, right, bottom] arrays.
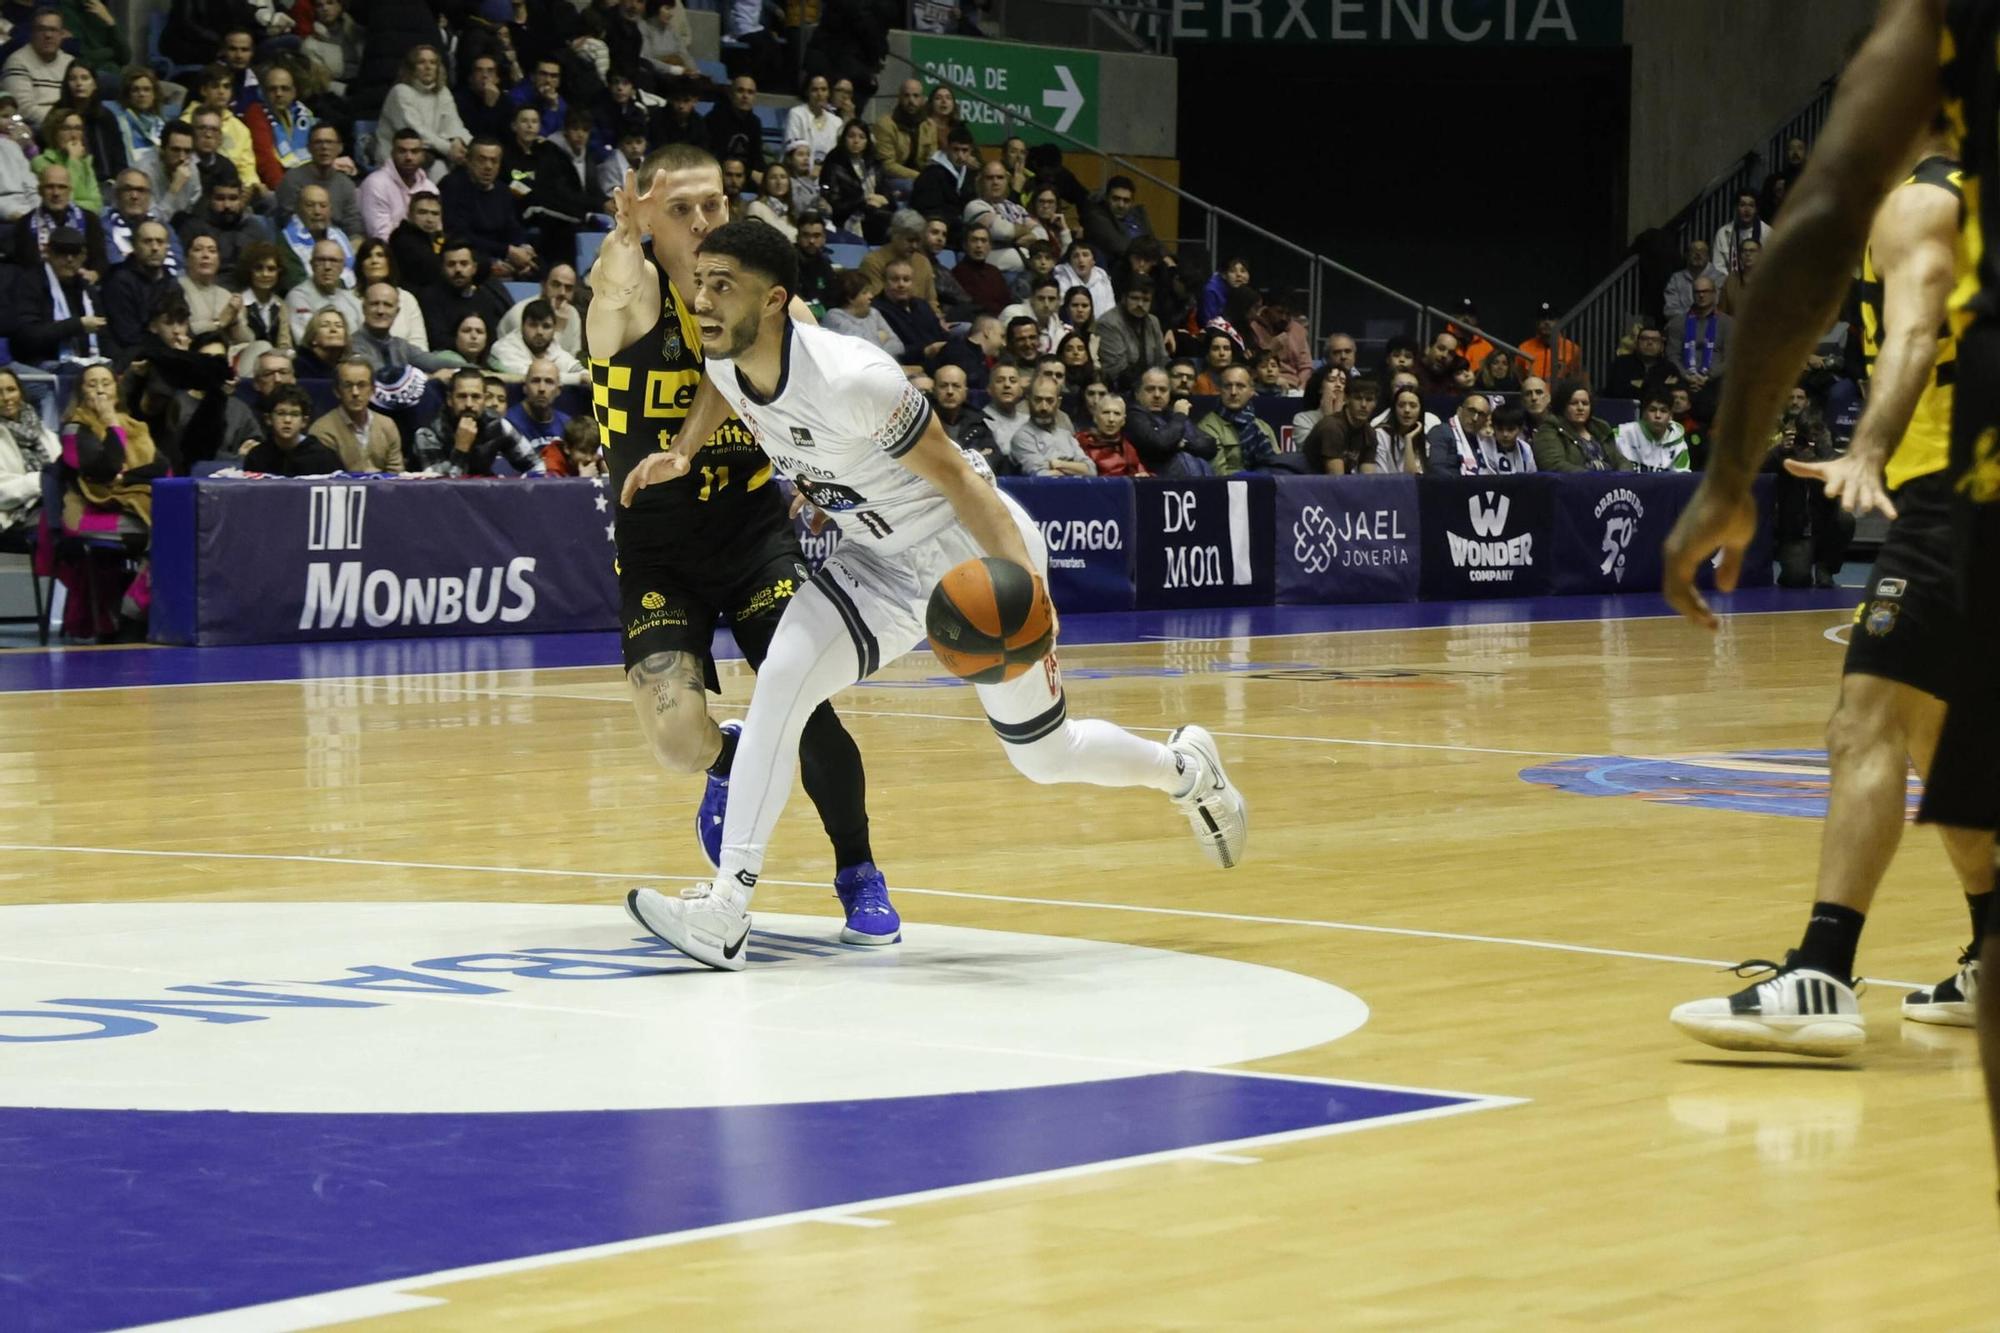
[[588, 255, 773, 534], [1858, 154, 1965, 489], [1943, 2, 2000, 328]]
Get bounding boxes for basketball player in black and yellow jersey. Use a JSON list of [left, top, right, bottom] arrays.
[[1661, 0, 1999, 1183], [586, 143, 902, 945], [1672, 136, 1995, 1056]]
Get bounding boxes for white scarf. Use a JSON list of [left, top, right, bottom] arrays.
[[45, 262, 99, 361], [1452, 415, 1530, 474]]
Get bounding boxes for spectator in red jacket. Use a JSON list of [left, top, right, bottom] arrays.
[[1076, 393, 1150, 477]]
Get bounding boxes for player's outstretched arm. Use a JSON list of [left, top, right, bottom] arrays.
[[1789, 180, 1958, 520], [898, 419, 1037, 572], [585, 169, 664, 360], [1663, 0, 1943, 628]]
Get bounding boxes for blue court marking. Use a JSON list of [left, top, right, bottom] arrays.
[[0, 589, 1858, 694], [1, 1072, 1495, 1332], [1520, 747, 1920, 820]]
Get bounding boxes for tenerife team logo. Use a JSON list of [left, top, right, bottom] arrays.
[[1292, 504, 1338, 574]]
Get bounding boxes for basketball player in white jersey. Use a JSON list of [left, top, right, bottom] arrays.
[[620, 221, 1248, 970]]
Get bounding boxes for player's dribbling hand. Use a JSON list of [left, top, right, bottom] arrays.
[[1661, 477, 1758, 632], [1783, 453, 1899, 521], [787, 490, 829, 535], [620, 450, 690, 506]]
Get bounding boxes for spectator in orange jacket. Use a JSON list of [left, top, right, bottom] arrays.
[[1444, 298, 1494, 370], [1515, 301, 1583, 383]]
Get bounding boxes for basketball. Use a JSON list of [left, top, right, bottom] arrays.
[[925, 557, 1055, 684]]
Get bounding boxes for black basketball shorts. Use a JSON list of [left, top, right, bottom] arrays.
[[1842, 471, 1961, 699], [616, 505, 812, 685]]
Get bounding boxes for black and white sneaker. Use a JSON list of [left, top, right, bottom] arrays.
[[1902, 948, 1979, 1028], [1670, 952, 1865, 1057]]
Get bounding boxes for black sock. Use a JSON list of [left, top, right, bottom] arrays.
[[708, 722, 739, 779], [1973, 888, 1996, 949], [1795, 902, 1866, 980], [798, 702, 873, 870]]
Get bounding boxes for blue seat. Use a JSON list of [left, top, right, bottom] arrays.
[[576, 230, 604, 274], [502, 281, 539, 304], [826, 242, 868, 270]]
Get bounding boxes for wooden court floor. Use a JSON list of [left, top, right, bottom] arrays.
[[2, 605, 1993, 1329]]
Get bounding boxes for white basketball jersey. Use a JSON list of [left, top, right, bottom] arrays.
[[705, 321, 959, 555]]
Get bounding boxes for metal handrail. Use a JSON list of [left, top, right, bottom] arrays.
[[880, 43, 1528, 363]]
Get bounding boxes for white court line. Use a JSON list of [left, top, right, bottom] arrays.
[[0, 841, 1930, 990], [808, 1215, 893, 1228], [0, 605, 1855, 698], [124, 1083, 1521, 1333]]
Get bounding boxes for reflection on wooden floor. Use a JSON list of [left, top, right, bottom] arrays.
[[2, 604, 1992, 1329]]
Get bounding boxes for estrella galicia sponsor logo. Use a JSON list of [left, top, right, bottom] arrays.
[[1446, 490, 1533, 581], [307, 484, 367, 552], [1594, 487, 1644, 583]]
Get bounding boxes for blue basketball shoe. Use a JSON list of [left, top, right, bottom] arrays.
[[695, 719, 741, 870], [833, 862, 901, 945]]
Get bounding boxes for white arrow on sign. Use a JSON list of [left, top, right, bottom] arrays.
[[1042, 64, 1083, 134]]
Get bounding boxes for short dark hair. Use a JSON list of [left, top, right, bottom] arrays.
[[1490, 402, 1525, 430], [832, 269, 871, 306], [1347, 376, 1380, 399], [200, 63, 233, 89], [163, 118, 194, 143], [523, 298, 556, 324], [1031, 276, 1060, 295], [1005, 316, 1039, 340], [266, 383, 312, 415], [451, 368, 486, 394], [946, 124, 975, 148], [698, 219, 798, 298], [394, 126, 424, 143], [1129, 236, 1164, 263], [641, 142, 720, 181], [1105, 175, 1135, 194], [468, 135, 504, 155], [439, 236, 476, 261], [1641, 389, 1673, 410], [566, 106, 594, 132]]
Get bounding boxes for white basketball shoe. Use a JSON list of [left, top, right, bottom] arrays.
[[1902, 949, 1979, 1027], [1167, 724, 1248, 869], [1670, 953, 1865, 1057], [626, 884, 751, 972]]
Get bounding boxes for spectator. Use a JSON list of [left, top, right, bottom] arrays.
[[32, 111, 102, 214], [1612, 390, 1691, 472], [1058, 292, 1097, 359], [52, 64, 125, 185], [433, 310, 500, 373], [1052, 329, 1097, 414], [294, 306, 354, 377], [1517, 374, 1551, 437], [1199, 255, 1248, 326], [1053, 239, 1115, 319], [379, 46, 469, 172], [947, 223, 1010, 317], [1531, 380, 1624, 472], [1094, 280, 1167, 392], [1662, 238, 1723, 321], [389, 191, 448, 293], [275, 124, 364, 239], [1515, 303, 1582, 382], [1028, 184, 1072, 256], [1196, 364, 1278, 475], [3, 11, 72, 130], [823, 267, 903, 358], [1125, 365, 1216, 477], [786, 143, 828, 216], [930, 362, 1006, 473], [1475, 349, 1521, 394], [186, 107, 236, 198], [598, 124, 649, 203], [243, 382, 344, 474], [873, 77, 933, 183], [455, 52, 511, 147], [102, 170, 183, 272], [339, 238, 425, 350], [491, 297, 585, 384], [910, 123, 976, 226], [176, 168, 268, 279], [58, 361, 158, 635], [1011, 372, 1092, 476], [286, 238, 362, 339], [350, 279, 448, 378], [179, 233, 237, 337], [1413, 329, 1461, 394], [509, 57, 568, 137], [999, 317, 1038, 366], [981, 357, 1030, 458], [1246, 292, 1310, 391], [999, 277, 1064, 354], [503, 356, 570, 451], [876, 257, 949, 369], [1711, 190, 1771, 275], [1251, 348, 1290, 396], [790, 216, 836, 310], [1168, 358, 1198, 399], [639, 0, 695, 77], [16, 224, 104, 367], [858, 208, 938, 308], [1376, 333, 1418, 384], [1373, 384, 1429, 474], [1604, 322, 1685, 402], [496, 263, 580, 357], [310, 354, 406, 471], [170, 352, 256, 467], [243, 62, 313, 192], [525, 111, 601, 266], [1717, 236, 1760, 316], [542, 413, 603, 477], [959, 159, 1038, 272], [190, 66, 260, 204], [413, 368, 543, 475], [1082, 174, 1152, 266], [440, 138, 537, 279], [300, 0, 362, 96], [820, 118, 891, 243], [1426, 392, 1531, 476], [0, 364, 55, 537], [1485, 404, 1538, 473], [707, 75, 767, 183], [926, 83, 964, 146], [1290, 364, 1341, 438], [646, 75, 709, 154], [227, 240, 289, 350], [1673, 275, 1730, 390], [1192, 329, 1237, 394], [282, 183, 356, 288], [1320, 330, 1358, 377], [211, 28, 259, 110], [101, 220, 178, 363], [140, 120, 202, 224], [108, 68, 168, 166], [746, 162, 800, 240], [783, 74, 840, 175], [1299, 375, 1379, 475], [1075, 392, 1149, 477], [1769, 383, 1849, 587], [0, 112, 33, 225], [1444, 299, 1495, 371]]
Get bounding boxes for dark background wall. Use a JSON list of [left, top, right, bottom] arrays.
[[1174, 42, 1631, 346]]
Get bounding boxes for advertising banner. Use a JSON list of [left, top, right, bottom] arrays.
[[1272, 474, 1421, 604], [1133, 475, 1275, 610], [998, 476, 1137, 612], [1417, 474, 1556, 599]]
